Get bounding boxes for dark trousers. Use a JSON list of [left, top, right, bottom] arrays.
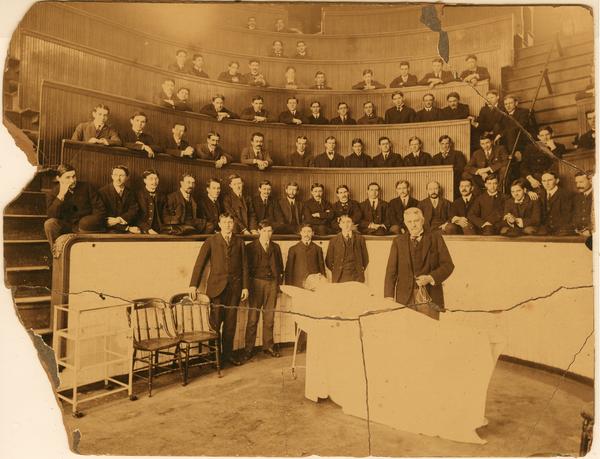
[[275, 223, 299, 235], [443, 222, 477, 235], [338, 266, 360, 283], [210, 279, 242, 360], [245, 278, 278, 353], [312, 224, 333, 236], [362, 226, 388, 236], [162, 222, 214, 236], [44, 216, 105, 249]]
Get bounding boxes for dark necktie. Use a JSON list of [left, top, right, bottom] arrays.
[[411, 236, 419, 247], [290, 201, 298, 224]]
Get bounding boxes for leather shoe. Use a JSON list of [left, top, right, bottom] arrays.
[[263, 348, 281, 358], [227, 357, 243, 366]]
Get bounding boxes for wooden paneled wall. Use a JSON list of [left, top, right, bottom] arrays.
[[20, 30, 489, 120], [62, 141, 455, 202], [18, 3, 510, 87], [39, 81, 471, 175]]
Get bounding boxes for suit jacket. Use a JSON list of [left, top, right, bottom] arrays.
[[306, 114, 329, 125], [432, 150, 467, 180], [153, 90, 175, 108], [242, 72, 269, 87], [167, 62, 190, 73], [403, 151, 433, 167], [71, 121, 121, 146], [325, 232, 369, 283], [330, 116, 357, 125], [98, 184, 139, 224], [162, 190, 206, 229], [196, 143, 234, 164], [500, 107, 537, 151], [240, 107, 272, 122], [313, 152, 345, 168], [352, 80, 386, 90], [520, 143, 562, 180], [449, 195, 475, 220], [308, 84, 332, 90], [575, 130, 595, 150], [302, 198, 334, 226], [359, 199, 389, 231], [278, 197, 303, 226], [386, 196, 419, 229], [476, 104, 503, 135], [188, 67, 209, 78], [503, 196, 541, 228], [465, 145, 508, 175], [46, 181, 106, 224], [121, 130, 162, 153], [357, 114, 385, 125], [441, 103, 470, 120], [174, 99, 192, 112], [344, 153, 372, 168], [163, 136, 193, 158], [189, 233, 249, 298], [240, 147, 273, 167], [252, 195, 283, 224], [389, 74, 418, 88], [284, 241, 325, 287], [419, 70, 455, 85], [223, 191, 257, 233], [384, 232, 454, 306], [217, 71, 243, 84], [415, 107, 442, 123], [136, 188, 166, 233], [460, 66, 491, 82], [199, 104, 238, 120], [198, 195, 223, 230], [467, 192, 507, 228], [572, 191, 593, 231], [384, 106, 416, 124], [332, 200, 363, 225], [418, 197, 451, 230], [246, 239, 284, 284], [371, 153, 403, 167], [540, 187, 573, 231], [279, 110, 309, 124], [287, 152, 314, 167]]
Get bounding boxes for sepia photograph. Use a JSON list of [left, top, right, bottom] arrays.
[[0, 1, 596, 457]]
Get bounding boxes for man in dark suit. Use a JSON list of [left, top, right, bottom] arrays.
[[415, 93, 442, 123], [326, 215, 369, 283], [196, 131, 234, 168], [269, 40, 286, 58], [441, 92, 471, 120], [98, 165, 140, 234], [240, 132, 273, 170], [287, 135, 314, 167], [359, 182, 388, 235], [432, 135, 467, 197], [352, 69, 386, 90], [162, 174, 210, 235], [223, 174, 258, 235], [389, 61, 418, 88], [251, 180, 283, 230], [242, 59, 269, 87], [467, 174, 506, 235], [188, 213, 249, 366], [357, 101, 385, 125], [303, 183, 335, 235], [574, 111, 595, 150], [444, 178, 477, 235], [330, 102, 357, 125], [537, 171, 573, 236], [403, 136, 433, 167], [279, 97, 308, 125], [418, 181, 451, 232], [293, 40, 310, 59], [344, 138, 372, 167], [167, 49, 190, 73], [121, 112, 162, 158], [285, 224, 326, 287], [331, 185, 362, 232], [217, 61, 243, 84], [572, 171, 593, 236], [44, 164, 106, 249], [384, 207, 454, 320], [371, 136, 403, 167], [188, 53, 209, 78], [471, 90, 503, 145], [419, 58, 456, 88], [136, 169, 166, 234], [460, 54, 491, 85], [313, 136, 345, 167], [306, 100, 329, 125], [173, 87, 192, 112], [308, 71, 332, 90], [464, 134, 509, 190], [278, 181, 303, 234], [500, 179, 541, 237], [240, 96, 271, 123], [153, 79, 176, 109], [243, 220, 284, 361], [71, 104, 121, 146], [199, 94, 238, 121], [521, 126, 564, 191], [386, 180, 419, 234], [384, 91, 416, 124], [163, 122, 195, 159], [198, 178, 223, 233]]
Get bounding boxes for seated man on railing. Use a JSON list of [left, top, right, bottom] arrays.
[[418, 180, 452, 233], [241, 132, 273, 170], [309, 71, 332, 90], [415, 93, 442, 123], [303, 182, 335, 235], [71, 103, 121, 147], [371, 136, 403, 167], [344, 138, 372, 168], [574, 110, 595, 150], [403, 136, 433, 167], [389, 61, 418, 88], [173, 87, 192, 112], [460, 55, 491, 86], [384, 91, 416, 124], [162, 173, 211, 235], [572, 170, 594, 237], [153, 78, 176, 109], [287, 135, 314, 167], [520, 126, 564, 192], [419, 58, 456, 88], [196, 131, 233, 167], [331, 185, 362, 232], [242, 59, 269, 87], [279, 97, 308, 125], [330, 102, 357, 125], [44, 164, 106, 250], [386, 179, 419, 234], [199, 94, 238, 121], [98, 165, 140, 234], [122, 111, 162, 158], [167, 49, 190, 74], [163, 122, 195, 159], [500, 178, 541, 237], [359, 182, 389, 236], [240, 95, 271, 123], [313, 136, 344, 167], [217, 61, 243, 84], [306, 100, 329, 125], [357, 101, 384, 125], [270, 40, 286, 58], [293, 40, 310, 59], [188, 53, 209, 79], [135, 169, 166, 235], [352, 69, 386, 90]]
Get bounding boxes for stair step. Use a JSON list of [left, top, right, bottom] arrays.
[[533, 105, 578, 124], [512, 76, 590, 103], [13, 286, 51, 298], [3, 241, 51, 268], [520, 91, 589, 111], [3, 190, 46, 215], [5, 265, 50, 273], [24, 174, 43, 192], [516, 41, 594, 68], [14, 302, 51, 331], [515, 33, 593, 60], [506, 65, 591, 92], [14, 295, 51, 304], [3, 217, 46, 240], [6, 268, 51, 289], [22, 129, 39, 144], [509, 50, 593, 79]]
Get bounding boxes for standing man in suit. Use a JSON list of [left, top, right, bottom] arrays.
[[196, 131, 234, 167], [188, 53, 209, 78], [188, 213, 249, 367], [359, 182, 389, 235], [384, 207, 454, 320], [384, 92, 416, 124], [44, 164, 106, 249], [460, 55, 491, 85], [500, 179, 541, 237], [287, 135, 314, 167], [444, 178, 477, 235], [167, 49, 190, 73], [243, 220, 284, 361], [240, 96, 271, 123], [98, 165, 140, 234], [306, 100, 329, 125], [154, 79, 176, 108], [331, 185, 362, 232], [313, 136, 345, 167], [389, 61, 418, 88], [352, 69, 386, 90], [357, 101, 385, 125], [418, 181, 451, 232], [467, 174, 506, 235], [163, 122, 195, 158], [309, 71, 332, 90], [345, 138, 372, 168], [330, 102, 357, 125], [371, 136, 403, 167], [285, 223, 326, 287], [241, 132, 273, 169], [122, 112, 162, 158], [572, 170, 594, 236], [279, 97, 308, 125], [464, 134, 509, 190], [326, 215, 369, 283], [278, 181, 303, 234], [71, 104, 121, 146], [223, 174, 258, 235], [387, 180, 419, 234], [198, 178, 223, 233], [432, 135, 467, 198], [242, 59, 269, 87], [136, 169, 166, 234], [162, 174, 210, 235], [199, 94, 238, 121], [441, 92, 471, 120], [537, 171, 573, 236], [419, 58, 456, 88], [252, 180, 283, 229], [303, 183, 335, 235], [415, 93, 442, 123], [403, 136, 433, 167]]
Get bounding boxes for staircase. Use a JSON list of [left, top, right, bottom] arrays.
[[504, 32, 594, 149]]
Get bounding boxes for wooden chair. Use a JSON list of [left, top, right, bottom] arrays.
[[126, 297, 183, 397], [170, 293, 222, 385]]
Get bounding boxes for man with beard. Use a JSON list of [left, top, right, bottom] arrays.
[[572, 170, 594, 236], [441, 92, 471, 121], [278, 181, 303, 234], [162, 174, 210, 235], [418, 181, 451, 232], [331, 185, 362, 232]]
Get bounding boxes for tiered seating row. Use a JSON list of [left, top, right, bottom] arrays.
[[20, 30, 489, 121], [39, 80, 471, 176]]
